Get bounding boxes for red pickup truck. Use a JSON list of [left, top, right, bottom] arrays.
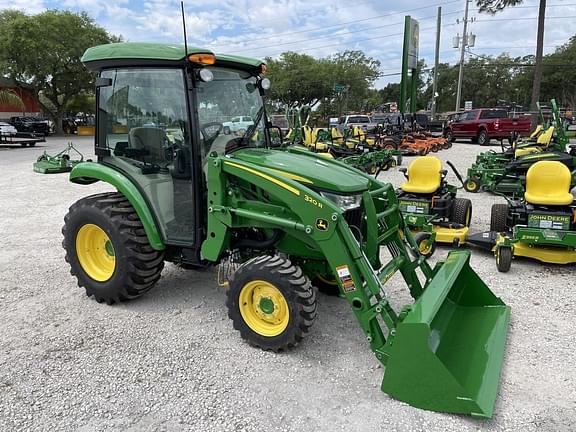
[[445, 109, 532, 145]]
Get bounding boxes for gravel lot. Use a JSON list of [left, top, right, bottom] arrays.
[[1, 136, 575, 431]]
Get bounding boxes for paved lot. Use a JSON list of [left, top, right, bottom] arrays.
[[0, 136, 575, 431]]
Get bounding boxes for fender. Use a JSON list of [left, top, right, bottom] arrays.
[[69, 162, 165, 251]]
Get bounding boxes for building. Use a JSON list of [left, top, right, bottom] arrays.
[[0, 77, 41, 119]]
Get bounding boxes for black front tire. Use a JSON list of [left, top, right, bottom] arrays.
[[227, 255, 317, 351], [496, 247, 513, 272], [491, 203, 509, 232], [464, 178, 480, 193], [451, 198, 472, 227], [62, 192, 165, 304], [445, 130, 454, 143]]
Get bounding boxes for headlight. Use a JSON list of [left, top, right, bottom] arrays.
[[320, 191, 362, 211]]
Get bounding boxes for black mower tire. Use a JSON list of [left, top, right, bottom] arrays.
[[496, 247, 513, 272], [227, 255, 317, 351], [445, 130, 454, 143], [451, 198, 472, 227], [62, 192, 165, 304], [478, 129, 490, 146], [491, 203, 509, 232], [464, 178, 481, 193], [413, 232, 436, 258]]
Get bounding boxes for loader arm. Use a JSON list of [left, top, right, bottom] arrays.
[[202, 152, 510, 418]]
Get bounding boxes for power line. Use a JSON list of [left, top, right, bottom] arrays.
[[475, 15, 576, 22], [233, 11, 462, 54], [243, 22, 458, 58], [209, 0, 461, 47]]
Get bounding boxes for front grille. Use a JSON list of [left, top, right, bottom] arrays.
[[344, 207, 363, 231]]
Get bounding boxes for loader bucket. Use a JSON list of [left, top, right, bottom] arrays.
[[382, 250, 510, 418]]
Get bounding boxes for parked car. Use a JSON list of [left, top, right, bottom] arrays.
[[0, 121, 18, 136], [9, 116, 51, 135], [444, 109, 532, 145], [223, 116, 254, 134], [337, 114, 378, 133]]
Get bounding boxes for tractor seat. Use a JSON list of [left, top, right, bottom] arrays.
[[524, 160, 574, 206], [514, 126, 555, 158], [128, 127, 167, 163], [401, 156, 443, 194]]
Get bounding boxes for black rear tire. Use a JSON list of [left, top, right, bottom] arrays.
[[62, 192, 164, 304], [227, 255, 317, 351], [478, 129, 490, 146], [490, 203, 509, 232], [445, 130, 454, 143], [496, 247, 513, 272], [451, 198, 472, 227]]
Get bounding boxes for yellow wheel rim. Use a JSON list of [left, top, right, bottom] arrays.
[[239, 280, 290, 337], [317, 274, 337, 286], [75, 224, 116, 282], [419, 240, 432, 255], [467, 181, 477, 191]]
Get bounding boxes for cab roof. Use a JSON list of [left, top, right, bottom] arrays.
[[81, 42, 264, 71]]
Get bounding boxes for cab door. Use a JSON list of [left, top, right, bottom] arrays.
[[96, 67, 198, 245]]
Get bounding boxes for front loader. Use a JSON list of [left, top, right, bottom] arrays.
[[62, 42, 510, 418]]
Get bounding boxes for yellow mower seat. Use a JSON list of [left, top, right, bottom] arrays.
[[530, 124, 543, 139], [302, 126, 329, 151], [401, 156, 442, 194], [524, 161, 574, 206], [515, 127, 555, 158]]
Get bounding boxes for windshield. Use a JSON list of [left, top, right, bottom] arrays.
[[196, 67, 267, 160]]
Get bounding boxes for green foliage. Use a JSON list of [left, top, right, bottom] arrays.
[[266, 50, 381, 114], [476, 0, 523, 14], [0, 10, 117, 132]]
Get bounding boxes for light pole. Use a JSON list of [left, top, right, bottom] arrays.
[[454, 0, 475, 112]]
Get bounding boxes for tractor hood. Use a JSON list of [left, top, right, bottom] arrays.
[[230, 148, 370, 193]]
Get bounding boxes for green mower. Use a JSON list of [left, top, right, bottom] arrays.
[[396, 156, 472, 256], [464, 99, 573, 195], [33, 142, 87, 174], [468, 160, 576, 272], [62, 42, 510, 418]]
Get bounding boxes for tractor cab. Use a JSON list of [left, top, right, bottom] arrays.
[[397, 156, 472, 252], [76, 43, 272, 262]]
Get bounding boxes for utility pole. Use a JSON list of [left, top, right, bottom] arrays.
[[455, 0, 470, 112], [431, 6, 442, 119]]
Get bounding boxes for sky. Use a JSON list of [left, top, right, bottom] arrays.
[[1, 0, 575, 88]]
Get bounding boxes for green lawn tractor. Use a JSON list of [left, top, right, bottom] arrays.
[[468, 160, 576, 272], [396, 156, 472, 256], [62, 42, 510, 418]]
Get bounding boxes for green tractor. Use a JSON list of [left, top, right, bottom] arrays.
[[396, 156, 472, 256], [62, 42, 510, 417]]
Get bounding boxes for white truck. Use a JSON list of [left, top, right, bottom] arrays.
[[223, 116, 254, 134], [336, 114, 378, 133]]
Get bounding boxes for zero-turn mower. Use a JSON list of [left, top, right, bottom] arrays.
[[464, 99, 574, 195], [468, 160, 576, 272], [396, 156, 472, 256], [61, 42, 510, 418]]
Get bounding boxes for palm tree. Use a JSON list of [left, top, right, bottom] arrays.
[[0, 88, 25, 111], [476, 0, 546, 113]]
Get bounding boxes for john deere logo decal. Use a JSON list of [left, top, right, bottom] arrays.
[[316, 218, 329, 231]]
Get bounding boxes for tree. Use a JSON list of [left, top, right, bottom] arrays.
[[476, 0, 546, 113], [0, 89, 25, 111], [0, 10, 118, 134]]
